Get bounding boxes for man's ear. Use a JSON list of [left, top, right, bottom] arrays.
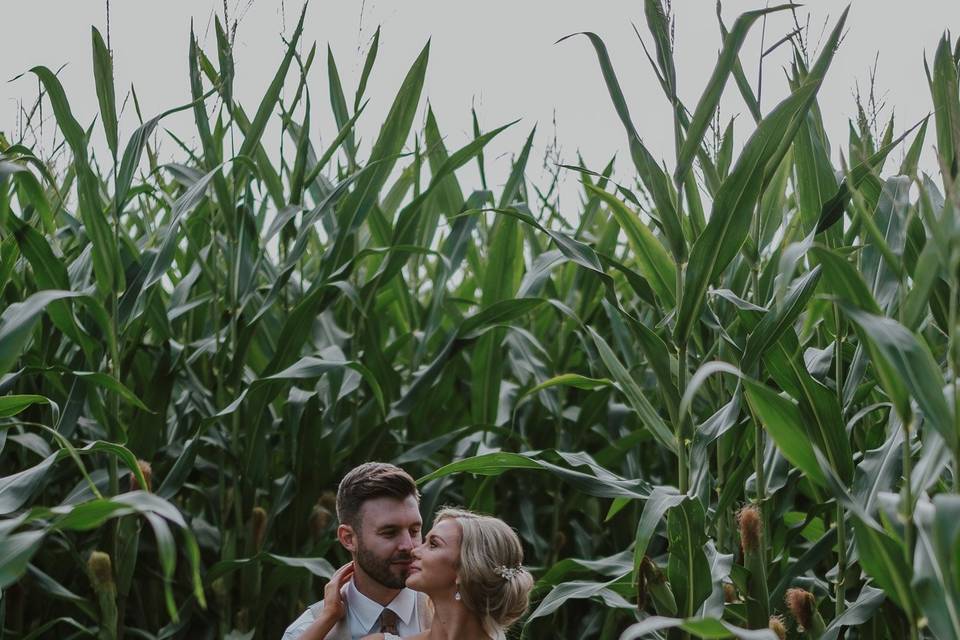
[[338, 523, 357, 553]]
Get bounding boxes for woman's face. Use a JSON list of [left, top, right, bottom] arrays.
[[406, 518, 461, 595]]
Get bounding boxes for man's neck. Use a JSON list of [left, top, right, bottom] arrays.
[[352, 569, 402, 606]]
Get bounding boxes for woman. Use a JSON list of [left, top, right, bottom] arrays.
[[306, 508, 534, 640]]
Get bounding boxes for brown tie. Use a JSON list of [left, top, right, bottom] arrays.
[[379, 608, 399, 635]]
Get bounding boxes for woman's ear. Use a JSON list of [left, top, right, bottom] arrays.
[[338, 523, 357, 553]]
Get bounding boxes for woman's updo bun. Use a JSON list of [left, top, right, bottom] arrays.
[[434, 508, 535, 635]]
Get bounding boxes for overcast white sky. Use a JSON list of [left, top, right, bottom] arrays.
[[4, 1, 959, 213]]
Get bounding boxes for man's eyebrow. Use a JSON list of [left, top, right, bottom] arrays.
[[377, 521, 420, 530]]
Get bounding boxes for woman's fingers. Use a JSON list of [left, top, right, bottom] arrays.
[[326, 561, 354, 597], [329, 561, 353, 582], [335, 561, 355, 583]]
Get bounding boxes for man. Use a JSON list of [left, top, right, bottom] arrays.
[[283, 463, 432, 639]]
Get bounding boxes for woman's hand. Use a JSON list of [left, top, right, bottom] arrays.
[[321, 561, 355, 622], [300, 562, 355, 640]]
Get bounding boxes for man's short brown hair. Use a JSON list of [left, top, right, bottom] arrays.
[[336, 462, 420, 529]]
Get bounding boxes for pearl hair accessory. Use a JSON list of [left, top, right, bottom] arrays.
[[494, 565, 523, 580]]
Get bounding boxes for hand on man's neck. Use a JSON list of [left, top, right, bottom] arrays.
[[351, 561, 403, 606]]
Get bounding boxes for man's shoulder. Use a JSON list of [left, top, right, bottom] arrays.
[[281, 600, 345, 640], [281, 604, 317, 639]]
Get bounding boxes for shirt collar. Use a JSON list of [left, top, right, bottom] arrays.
[[346, 578, 417, 631]]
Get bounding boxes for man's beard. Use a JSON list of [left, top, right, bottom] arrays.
[[355, 541, 411, 589]]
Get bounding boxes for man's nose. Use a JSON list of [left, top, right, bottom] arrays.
[[396, 531, 415, 551]]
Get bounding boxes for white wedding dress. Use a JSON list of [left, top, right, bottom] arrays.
[[383, 631, 507, 640], [382, 633, 503, 639]]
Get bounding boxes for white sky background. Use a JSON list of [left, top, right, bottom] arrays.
[[3, 1, 960, 218]]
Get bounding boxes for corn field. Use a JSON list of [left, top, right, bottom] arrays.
[[2, 1, 960, 639]]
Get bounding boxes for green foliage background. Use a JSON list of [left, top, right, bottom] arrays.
[[2, 2, 960, 639]]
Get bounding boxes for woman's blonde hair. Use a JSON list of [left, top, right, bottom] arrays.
[[434, 507, 534, 636]]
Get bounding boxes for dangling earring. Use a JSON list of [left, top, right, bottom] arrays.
[[455, 590, 461, 601]]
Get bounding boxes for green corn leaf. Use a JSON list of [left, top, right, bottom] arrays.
[[116, 89, 213, 212], [519, 374, 614, 401], [91, 27, 118, 159], [621, 615, 779, 639], [0, 452, 58, 514], [72, 371, 153, 413], [0, 394, 49, 418], [667, 498, 712, 619], [743, 379, 828, 488], [674, 4, 794, 188], [633, 487, 687, 576], [289, 94, 311, 205], [214, 16, 234, 108], [0, 290, 85, 377], [327, 44, 357, 165], [852, 518, 915, 615], [815, 118, 924, 234], [206, 552, 335, 584], [741, 265, 821, 371], [236, 3, 307, 170], [0, 531, 46, 589], [563, 31, 686, 260], [30, 67, 121, 296], [841, 305, 955, 449], [588, 327, 676, 454], [588, 184, 676, 306], [929, 34, 960, 178], [418, 450, 651, 500], [912, 496, 960, 640], [676, 81, 820, 345], [643, 0, 676, 99], [528, 575, 635, 621], [355, 26, 380, 111], [458, 298, 545, 340], [325, 40, 430, 274]]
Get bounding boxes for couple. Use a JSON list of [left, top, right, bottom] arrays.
[[282, 462, 534, 640]]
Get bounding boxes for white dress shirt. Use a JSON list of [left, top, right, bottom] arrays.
[[282, 578, 422, 640]]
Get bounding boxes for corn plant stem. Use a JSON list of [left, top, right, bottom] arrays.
[[949, 270, 960, 493], [832, 302, 848, 617], [676, 269, 689, 496], [109, 133, 124, 639], [752, 413, 766, 510], [549, 476, 563, 568], [902, 415, 916, 593], [672, 173, 691, 640], [835, 501, 847, 614], [209, 181, 232, 633], [716, 429, 729, 549], [749, 199, 770, 552]]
